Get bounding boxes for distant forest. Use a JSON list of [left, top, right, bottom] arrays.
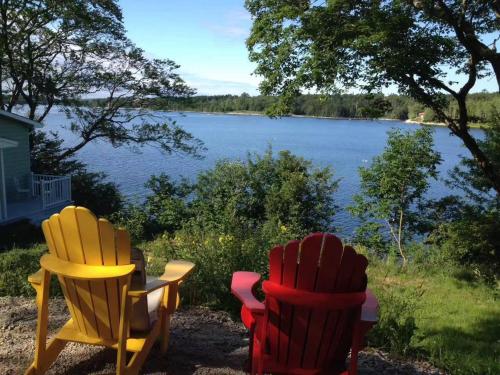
[[14, 91, 491, 125], [123, 92, 499, 124]]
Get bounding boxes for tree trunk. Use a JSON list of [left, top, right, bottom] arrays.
[[454, 127, 500, 194], [492, 56, 500, 93], [450, 95, 500, 195], [398, 209, 407, 267]]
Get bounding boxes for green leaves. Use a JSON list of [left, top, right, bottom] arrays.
[[138, 148, 338, 309], [246, 0, 500, 193], [189, 148, 338, 238], [349, 127, 441, 258], [1, 0, 203, 162]]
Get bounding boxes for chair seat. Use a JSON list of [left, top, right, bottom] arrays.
[[130, 276, 164, 332], [146, 286, 164, 322]]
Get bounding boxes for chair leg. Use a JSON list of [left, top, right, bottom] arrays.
[[117, 279, 131, 375], [160, 312, 172, 354], [25, 338, 67, 375], [126, 320, 163, 375], [349, 321, 374, 375], [160, 281, 178, 354], [25, 270, 66, 375], [349, 349, 359, 375], [246, 323, 256, 373]]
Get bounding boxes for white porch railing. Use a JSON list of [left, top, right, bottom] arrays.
[[32, 174, 72, 209]]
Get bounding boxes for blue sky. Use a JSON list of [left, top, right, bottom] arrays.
[[120, 0, 259, 95], [119, 0, 497, 96]]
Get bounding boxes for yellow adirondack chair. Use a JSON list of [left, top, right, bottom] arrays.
[[25, 206, 194, 375]]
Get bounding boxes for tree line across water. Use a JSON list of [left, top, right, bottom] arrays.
[[122, 92, 500, 124]]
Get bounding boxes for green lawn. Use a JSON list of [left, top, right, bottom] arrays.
[[368, 263, 500, 375]]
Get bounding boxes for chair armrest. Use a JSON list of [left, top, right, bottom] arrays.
[[128, 279, 169, 298], [28, 268, 44, 285], [231, 271, 265, 314], [361, 289, 379, 323], [40, 254, 135, 280], [159, 260, 195, 284]]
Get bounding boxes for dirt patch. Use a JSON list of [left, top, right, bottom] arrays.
[[0, 297, 444, 374]]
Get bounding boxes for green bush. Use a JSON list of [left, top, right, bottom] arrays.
[[0, 220, 43, 250], [190, 149, 338, 237], [112, 175, 194, 242], [71, 170, 124, 217], [349, 127, 441, 264], [144, 174, 194, 233], [138, 149, 338, 310], [111, 204, 158, 243], [143, 231, 270, 312], [0, 246, 60, 296], [368, 271, 420, 356], [429, 206, 499, 284]]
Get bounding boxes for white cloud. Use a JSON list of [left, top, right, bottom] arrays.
[[202, 8, 252, 40], [182, 72, 260, 95], [205, 24, 249, 38]]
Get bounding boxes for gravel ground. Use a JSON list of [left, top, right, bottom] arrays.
[[0, 297, 444, 374]]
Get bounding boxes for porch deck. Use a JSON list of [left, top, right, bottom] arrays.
[[2, 196, 72, 225]]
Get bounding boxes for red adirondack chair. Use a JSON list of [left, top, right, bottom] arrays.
[[231, 233, 378, 375]]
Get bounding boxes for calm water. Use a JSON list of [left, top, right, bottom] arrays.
[[42, 109, 481, 235]]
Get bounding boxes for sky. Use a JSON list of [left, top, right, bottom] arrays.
[[119, 0, 498, 96], [120, 0, 259, 95]]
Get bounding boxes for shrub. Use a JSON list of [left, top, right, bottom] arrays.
[[429, 205, 499, 284], [143, 231, 270, 312], [0, 220, 43, 250], [0, 246, 61, 296], [428, 114, 500, 283], [139, 149, 338, 310], [145, 175, 193, 228], [189, 149, 338, 238], [368, 282, 419, 356], [71, 171, 123, 217], [111, 204, 158, 243], [112, 175, 194, 242]]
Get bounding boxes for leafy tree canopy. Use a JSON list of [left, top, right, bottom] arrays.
[[245, 0, 500, 194]]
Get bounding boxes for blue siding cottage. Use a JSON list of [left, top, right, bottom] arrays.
[[0, 110, 71, 224]]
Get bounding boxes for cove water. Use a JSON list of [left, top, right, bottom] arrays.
[[41, 109, 481, 236]]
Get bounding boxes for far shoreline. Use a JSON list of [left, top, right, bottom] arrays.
[[163, 109, 486, 129]]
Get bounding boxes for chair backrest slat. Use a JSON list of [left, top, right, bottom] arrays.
[[267, 245, 284, 361], [265, 233, 368, 371], [75, 207, 112, 338], [305, 234, 344, 368], [314, 235, 346, 367], [276, 240, 300, 364], [41, 206, 130, 340], [99, 219, 121, 338], [330, 246, 368, 364], [56, 208, 101, 337], [287, 234, 322, 368], [42, 218, 86, 334]]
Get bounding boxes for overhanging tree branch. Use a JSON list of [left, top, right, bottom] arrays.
[[1, 0, 204, 163]]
